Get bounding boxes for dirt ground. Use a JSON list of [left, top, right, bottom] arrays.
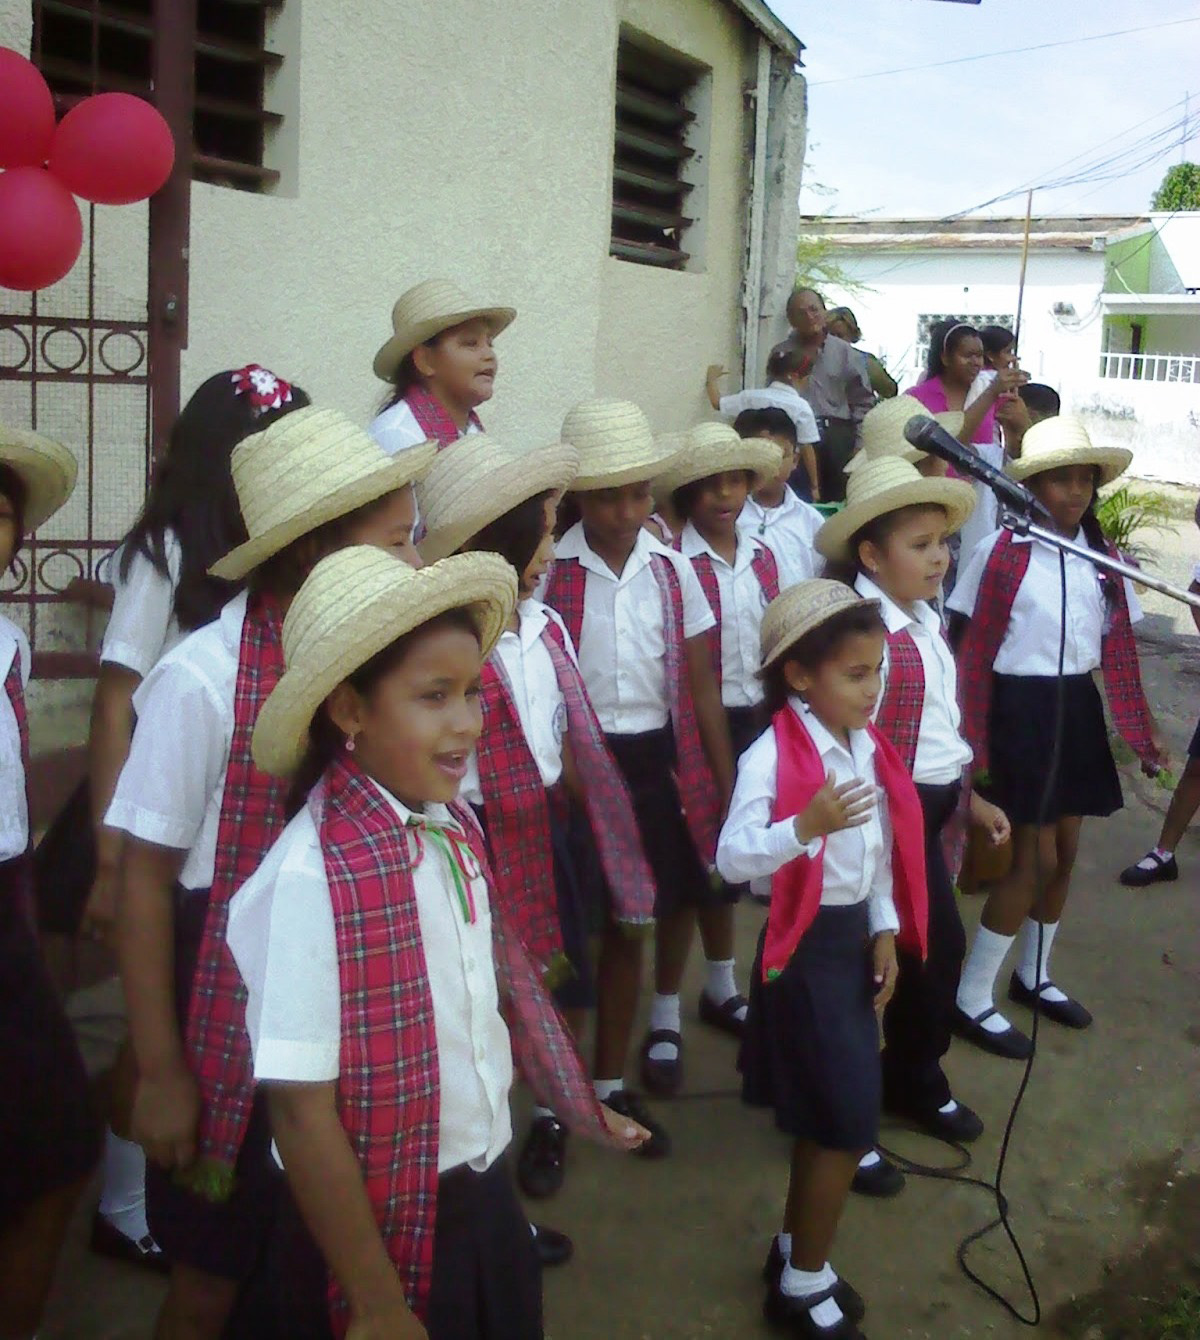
[[36, 498, 1200, 1340]]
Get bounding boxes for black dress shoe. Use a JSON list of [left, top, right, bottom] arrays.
[[761, 1242, 866, 1323], [850, 1154, 905, 1198], [1119, 851, 1178, 887], [952, 1005, 1033, 1060], [698, 990, 748, 1039], [639, 1028, 683, 1097], [603, 1089, 671, 1158], [763, 1277, 867, 1336], [1008, 973, 1093, 1029], [530, 1223, 573, 1268], [89, 1212, 170, 1275], [885, 1098, 984, 1145], [517, 1115, 569, 1199]]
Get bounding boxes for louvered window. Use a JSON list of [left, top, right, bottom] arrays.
[[34, 0, 284, 193], [611, 37, 702, 270]]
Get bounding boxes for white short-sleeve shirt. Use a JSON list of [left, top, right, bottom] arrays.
[[736, 486, 824, 589], [461, 600, 572, 805], [100, 529, 185, 677], [678, 523, 771, 709], [718, 382, 821, 444], [227, 781, 513, 1175], [368, 400, 481, 457], [553, 523, 716, 735], [104, 592, 246, 890], [716, 698, 898, 933], [947, 528, 1143, 677], [0, 616, 31, 862]]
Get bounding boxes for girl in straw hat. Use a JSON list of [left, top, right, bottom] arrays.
[[105, 407, 435, 1340], [370, 278, 516, 456], [0, 426, 101, 1340], [733, 407, 825, 589], [224, 546, 647, 1339], [816, 458, 1010, 1199], [639, 421, 784, 1092], [947, 415, 1165, 1057], [81, 365, 307, 1275], [417, 437, 656, 1206], [544, 399, 734, 1154], [718, 579, 927, 1340]]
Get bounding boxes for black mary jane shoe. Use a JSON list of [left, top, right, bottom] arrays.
[[517, 1114, 569, 1199], [89, 1212, 171, 1276], [698, 990, 748, 1039], [603, 1088, 672, 1158], [639, 1028, 683, 1098], [530, 1223, 573, 1268], [763, 1278, 867, 1337], [761, 1243, 866, 1323], [1119, 850, 1178, 887], [885, 1097, 984, 1145], [1007, 973, 1093, 1030], [952, 1005, 1033, 1060], [850, 1153, 905, 1198]]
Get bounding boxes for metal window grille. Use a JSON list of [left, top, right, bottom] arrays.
[[914, 313, 1015, 375], [610, 38, 699, 270], [35, 0, 283, 193]]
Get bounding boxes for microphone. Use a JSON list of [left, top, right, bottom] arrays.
[[903, 414, 1051, 520]]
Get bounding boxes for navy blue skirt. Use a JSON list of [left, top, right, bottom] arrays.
[[739, 902, 880, 1151]]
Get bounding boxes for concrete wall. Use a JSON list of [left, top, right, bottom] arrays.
[[1072, 379, 1200, 487]]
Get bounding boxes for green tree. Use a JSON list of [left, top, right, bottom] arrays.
[[1151, 162, 1200, 210]]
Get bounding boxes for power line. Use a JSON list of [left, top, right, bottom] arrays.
[[809, 15, 1200, 88]]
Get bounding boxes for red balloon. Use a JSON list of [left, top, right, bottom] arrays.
[[0, 167, 83, 291], [49, 92, 175, 206], [0, 47, 56, 169]]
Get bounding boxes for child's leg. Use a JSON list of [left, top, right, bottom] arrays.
[[0, 1177, 88, 1340], [594, 919, 643, 1085], [96, 1041, 164, 1262], [1157, 758, 1200, 853], [155, 1266, 240, 1340], [1013, 817, 1092, 1024], [784, 1142, 861, 1271]]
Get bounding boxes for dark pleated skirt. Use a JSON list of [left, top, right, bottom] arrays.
[[989, 673, 1123, 825], [739, 902, 880, 1151]]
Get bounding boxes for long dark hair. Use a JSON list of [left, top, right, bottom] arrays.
[[119, 369, 310, 631], [926, 320, 978, 379], [0, 464, 28, 575], [464, 490, 552, 575], [286, 607, 481, 814], [377, 331, 454, 413]]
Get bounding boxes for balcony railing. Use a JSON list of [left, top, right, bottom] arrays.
[[1099, 352, 1199, 383]]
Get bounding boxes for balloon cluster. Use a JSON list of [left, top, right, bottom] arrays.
[[0, 46, 175, 291]]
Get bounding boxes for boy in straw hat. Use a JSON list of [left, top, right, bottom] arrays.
[[816, 457, 1010, 1198], [0, 426, 101, 1338], [640, 421, 784, 1090], [225, 547, 647, 1338], [948, 415, 1165, 1058], [544, 399, 734, 1153], [417, 436, 657, 1206], [370, 278, 516, 455], [106, 407, 435, 1340], [719, 579, 927, 1339]]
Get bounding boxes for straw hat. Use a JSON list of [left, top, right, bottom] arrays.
[[846, 404, 964, 474], [816, 456, 976, 562], [562, 400, 684, 491], [760, 579, 880, 669], [1006, 413, 1131, 487], [253, 547, 517, 777], [652, 421, 784, 500], [416, 436, 580, 564], [0, 425, 78, 530], [209, 407, 436, 582], [372, 279, 516, 382]]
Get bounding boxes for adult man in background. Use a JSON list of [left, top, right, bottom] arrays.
[[827, 306, 898, 402]]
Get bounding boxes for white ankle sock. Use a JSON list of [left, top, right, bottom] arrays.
[[939, 1099, 959, 1116], [858, 1149, 881, 1171], [531, 1105, 556, 1122], [1138, 845, 1174, 869], [957, 926, 1016, 1034], [98, 1130, 153, 1244], [647, 993, 681, 1062], [776, 1231, 792, 1258], [1016, 919, 1068, 1003], [593, 1078, 622, 1102], [780, 1260, 843, 1329], [704, 958, 740, 1007]]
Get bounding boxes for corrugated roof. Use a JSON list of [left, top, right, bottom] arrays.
[[799, 214, 1149, 252]]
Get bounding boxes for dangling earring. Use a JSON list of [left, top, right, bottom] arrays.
[[345, 733, 357, 753]]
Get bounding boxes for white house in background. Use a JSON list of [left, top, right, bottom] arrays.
[[805, 213, 1200, 485]]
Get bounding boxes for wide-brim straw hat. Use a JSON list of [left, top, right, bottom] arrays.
[[846, 407, 964, 474], [253, 547, 517, 777], [417, 436, 580, 564], [760, 579, 881, 670], [816, 455, 976, 562], [372, 279, 516, 382], [210, 407, 436, 582], [653, 421, 784, 500], [562, 400, 684, 491], [0, 425, 78, 530], [1006, 413, 1131, 487]]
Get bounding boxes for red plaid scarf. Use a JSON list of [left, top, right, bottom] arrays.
[[544, 550, 722, 863], [678, 534, 780, 687], [314, 753, 612, 1332], [475, 612, 655, 976], [405, 385, 483, 449], [875, 630, 924, 773], [184, 594, 288, 1194], [958, 531, 1156, 773], [3, 635, 33, 920]]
